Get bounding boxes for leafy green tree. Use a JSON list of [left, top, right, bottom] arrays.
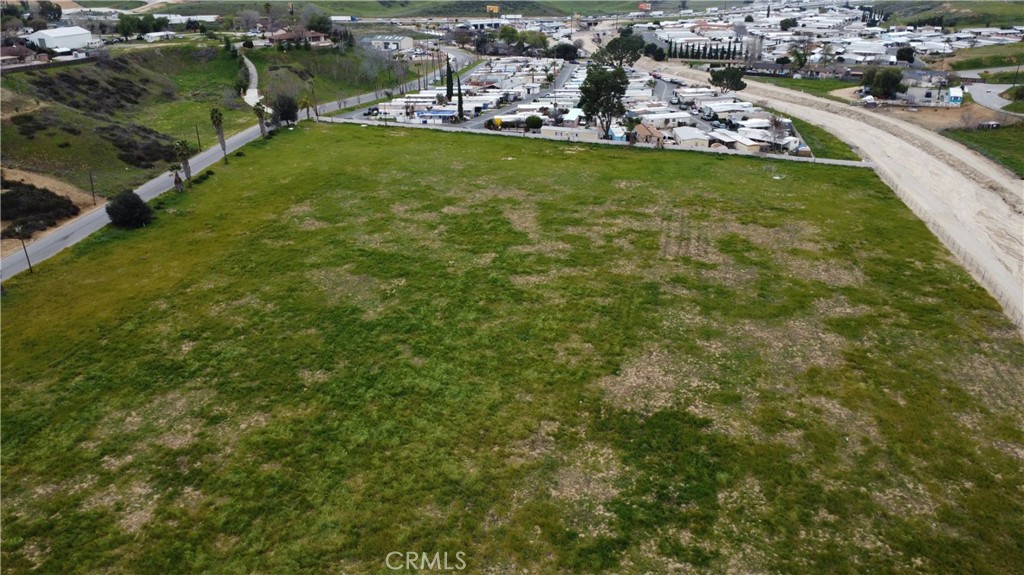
[[578, 65, 628, 139], [457, 73, 464, 120], [498, 25, 519, 44], [780, 18, 798, 31], [709, 66, 747, 92], [116, 14, 140, 38], [870, 67, 907, 98], [37, 1, 60, 21], [593, 35, 645, 69], [550, 42, 579, 60], [210, 107, 228, 164], [272, 94, 298, 126], [106, 190, 153, 229], [519, 30, 548, 50], [896, 46, 915, 63], [306, 13, 332, 34], [860, 67, 878, 88], [525, 115, 543, 131]]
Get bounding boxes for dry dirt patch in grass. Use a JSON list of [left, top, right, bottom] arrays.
[[306, 265, 405, 319], [951, 350, 1024, 426], [84, 480, 158, 535], [550, 442, 627, 538], [728, 318, 847, 376], [507, 420, 559, 466], [598, 347, 718, 415]]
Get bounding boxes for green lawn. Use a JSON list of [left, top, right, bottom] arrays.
[[751, 77, 859, 103], [1003, 99, 1024, 113], [3, 124, 1022, 575], [789, 117, 860, 161], [943, 122, 1024, 178]]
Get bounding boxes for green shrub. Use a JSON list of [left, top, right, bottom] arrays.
[[0, 178, 80, 238], [105, 189, 153, 228]]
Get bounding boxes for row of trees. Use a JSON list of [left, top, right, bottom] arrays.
[[115, 14, 171, 38]]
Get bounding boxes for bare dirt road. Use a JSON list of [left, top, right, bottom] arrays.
[[637, 61, 1024, 329]]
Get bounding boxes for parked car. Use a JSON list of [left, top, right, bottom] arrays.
[[363, 107, 380, 116], [669, 96, 680, 105]]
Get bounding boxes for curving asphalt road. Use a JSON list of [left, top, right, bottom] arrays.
[[0, 46, 474, 280]]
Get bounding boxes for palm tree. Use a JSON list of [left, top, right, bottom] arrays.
[[298, 94, 312, 120], [254, 103, 268, 138], [210, 108, 228, 164], [170, 163, 184, 192], [174, 140, 193, 187]]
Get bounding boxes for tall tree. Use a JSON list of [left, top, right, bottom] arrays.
[[709, 66, 747, 92], [37, 1, 61, 21], [578, 65, 628, 139], [456, 73, 464, 120], [592, 35, 645, 69], [174, 140, 193, 188], [298, 94, 312, 120], [253, 103, 267, 138], [210, 107, 228, 164], [445, 56, 454, 100]]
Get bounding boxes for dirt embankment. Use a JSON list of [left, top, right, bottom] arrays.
[[1, 168, 107, 258], [638, 60, 1024, 330]]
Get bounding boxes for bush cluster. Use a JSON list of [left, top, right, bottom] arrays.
[[0, 178, 80, 238], [95, 123, 176, 168]]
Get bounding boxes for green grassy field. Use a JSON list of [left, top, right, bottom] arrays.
[[751, 77, 859, 103], [947, 43, 1024, 71], [75, 0, 146, 8], [942, 122, 1024, 178], [980, 70, 1023, 84], [789, 117, 860, 161], [2, 124, 1022, 575]]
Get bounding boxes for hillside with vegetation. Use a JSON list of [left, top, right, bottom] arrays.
[[0, 43, 396, 194], [873, 1, 1024, 29], [2, 123, 1022, 574]]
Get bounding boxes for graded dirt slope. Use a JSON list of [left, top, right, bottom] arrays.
[[638, 60, 1024, 330]]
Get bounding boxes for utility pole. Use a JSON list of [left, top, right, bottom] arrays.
[[194, 125, 202, 150], [88, 169, 96, 205]]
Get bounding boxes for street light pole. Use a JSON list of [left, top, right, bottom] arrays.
[[13, 226, 33, 274]]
